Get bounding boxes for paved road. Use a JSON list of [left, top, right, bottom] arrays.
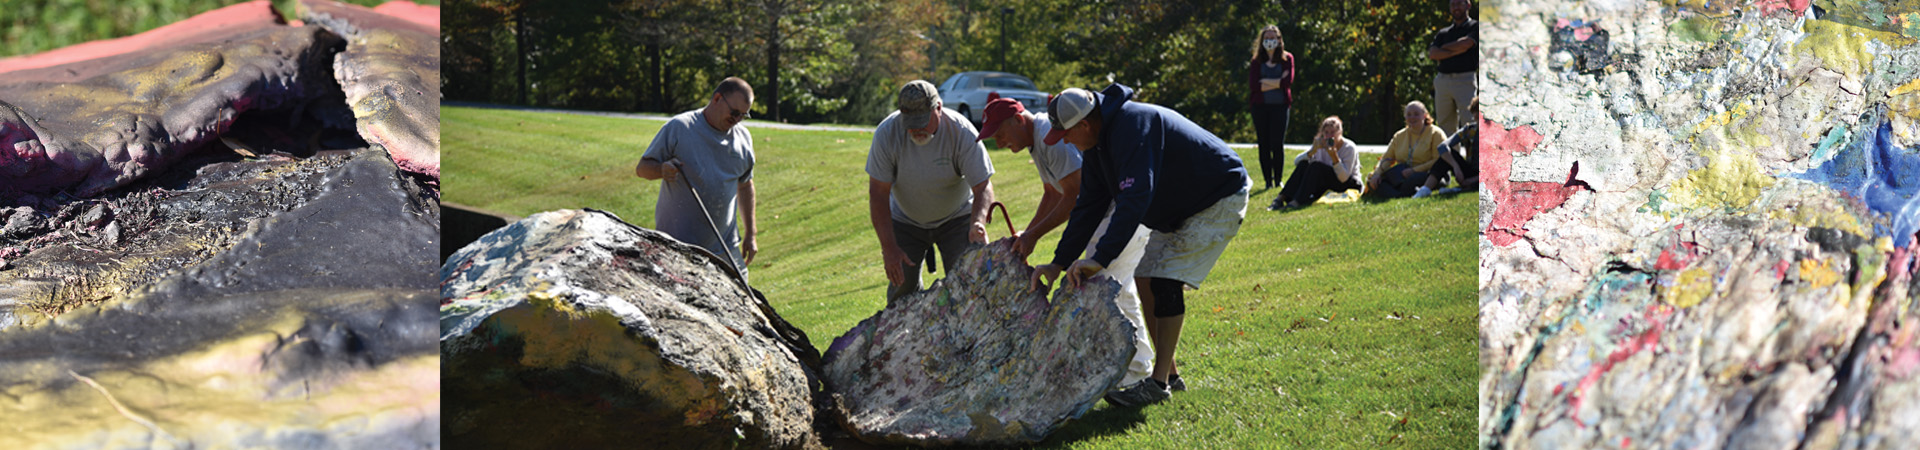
[[444, 101, 1389, 153]]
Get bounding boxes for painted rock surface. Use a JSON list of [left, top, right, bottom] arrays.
[[1480, 1, 1920, 448], [0, 149, 441, 449], [299, 0, 442, 178], [440, 209, 824, 450], [823, 239, 1135, 446]]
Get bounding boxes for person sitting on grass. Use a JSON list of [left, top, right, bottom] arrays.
[[1270, 116, 1360, 210], [1433, 97, 1480, 195], [1365, 101, 1448, 199]]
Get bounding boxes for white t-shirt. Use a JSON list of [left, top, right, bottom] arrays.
[[1028, 114, 1082, 192], [1295, 136, 1360, 182], [865, 108, 995, 228]]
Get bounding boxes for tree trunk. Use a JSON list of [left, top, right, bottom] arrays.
[[516, 8, 529, 106], [766, 12, 782, 123]]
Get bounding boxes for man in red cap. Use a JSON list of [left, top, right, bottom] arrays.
[[976, 94, 1156, 389]]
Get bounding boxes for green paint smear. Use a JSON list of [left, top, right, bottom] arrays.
[[1672, 17, 1723, 43]]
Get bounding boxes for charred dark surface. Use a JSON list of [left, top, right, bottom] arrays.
[[0, 4, 440, 448]]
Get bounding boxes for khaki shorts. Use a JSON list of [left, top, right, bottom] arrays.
[[1136, 180, 1250, 288]]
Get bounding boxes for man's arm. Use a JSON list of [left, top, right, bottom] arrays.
[[738, 179, 757, 266], [1427, 36, 1476, 60], [635, 157, 680, 182], [967, 179, 996, 243], [1016, 171, 1081, 257], [869, 178, 912, 285]]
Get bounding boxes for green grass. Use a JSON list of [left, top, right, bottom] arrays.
[[2, 0, 436, 58], [444, 105, 1478, 449]]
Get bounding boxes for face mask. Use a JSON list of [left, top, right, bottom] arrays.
[[1263, 39, 1279, 50]]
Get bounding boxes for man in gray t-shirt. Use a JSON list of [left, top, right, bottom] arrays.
[[636, 77, 758, 277], [866, 80, 996, 301]]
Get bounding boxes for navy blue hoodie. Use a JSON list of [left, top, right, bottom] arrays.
[[1051, 84, 1249, 268]]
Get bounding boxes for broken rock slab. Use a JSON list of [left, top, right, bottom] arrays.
[[298, 0, 442, 178], [822, 239, 1136, 446], [441, 209, 824, 450]]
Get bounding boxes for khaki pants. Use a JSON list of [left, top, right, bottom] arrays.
[[1433, 71, 1477, 134]]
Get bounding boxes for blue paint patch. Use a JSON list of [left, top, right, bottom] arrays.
[[1789, 117, 1920, 248]]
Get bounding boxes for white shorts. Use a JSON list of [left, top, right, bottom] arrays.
[[1136, 181, 1250, 288]]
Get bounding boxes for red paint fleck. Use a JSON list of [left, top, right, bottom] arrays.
[[1775, 259, 1792, 279], [1483, 118, 1588, 247], [1753, 0, 1810, 15], [1567, 309, 1667, 427], [1621, 437, 1632, 448]]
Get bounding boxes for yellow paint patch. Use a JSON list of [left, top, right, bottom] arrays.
[[1892, 77, 1920, 96], [1666, 144, 1777, 212], [1798, 259, 1844, 288], [1768, 202, 1870, 237], [1665, 267, 1715, 308], [1692, 102, 1754, 136], [1795, 19, 1915, 77]]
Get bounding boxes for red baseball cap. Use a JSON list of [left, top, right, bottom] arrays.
[[974, 97, 1027, 142]]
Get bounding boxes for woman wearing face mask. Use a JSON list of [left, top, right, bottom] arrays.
[[1248, 24, 1295, 190]]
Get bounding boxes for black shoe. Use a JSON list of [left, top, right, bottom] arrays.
[[1104, 378, 1171, 407], [1169, 373, 1186, 392]]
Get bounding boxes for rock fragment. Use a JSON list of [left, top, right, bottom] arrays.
[[822, 240, 1136, 446], [441, 209, 823, 450]]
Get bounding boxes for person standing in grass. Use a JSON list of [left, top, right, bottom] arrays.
[[1365, 101, 1448, 199], [868, 80, 997, 302], [1271, 116, 1361, 210], [1032, 85, 1250, 407], [1248, 24, 1296, 190], [976, 94, 1156, 388], [1428, 0, 1478, 134], [635, 77, 758, 278]]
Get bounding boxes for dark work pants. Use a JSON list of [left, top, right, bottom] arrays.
[[1251, 103, 1289, 189], [1377, 163, 1434, 198], [887, 215, 971, 303], [1278, 162, 1361, 205]]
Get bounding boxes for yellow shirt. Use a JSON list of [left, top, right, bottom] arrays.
[[1383, 124, 1447, 174]]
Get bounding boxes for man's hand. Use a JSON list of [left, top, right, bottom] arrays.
[[1030, 263, 1062, 291], [1012, 230, 1039, 258], [1063, 258, 1105, 288], [1401, 167, 1416, 178], [660, 158, 683, 183], [969, 221, 988, 244], [881, 244, 915, 285], [742, 234, 758, 267]]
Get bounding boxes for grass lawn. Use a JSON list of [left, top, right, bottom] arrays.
[[3, 0, 434, 58], [443, 105, 1478, 449]]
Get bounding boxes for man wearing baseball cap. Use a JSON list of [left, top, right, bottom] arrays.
[[977, 94, 1157, 389], [867, 80, 997, 302], [1031, 83, 1250, 407]]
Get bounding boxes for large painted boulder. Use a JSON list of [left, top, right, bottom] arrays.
[[822, 239, 1136, 446], [441, 209, 824, 450]]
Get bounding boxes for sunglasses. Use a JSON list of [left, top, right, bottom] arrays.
[[723, 94, 751, 121]]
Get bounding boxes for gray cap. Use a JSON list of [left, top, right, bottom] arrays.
[[896, 80, 940, 130], [1043, 88, 1097, 145]]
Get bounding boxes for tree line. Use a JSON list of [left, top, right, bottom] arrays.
[[442, 0, 1459, 144]]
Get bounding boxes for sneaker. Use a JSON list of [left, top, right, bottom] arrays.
[[1169, 373, 1187, 392], [1104, 378, 1171, 407], [1412, 186, 1432, 198], [1434, 187, 1463, 196]]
